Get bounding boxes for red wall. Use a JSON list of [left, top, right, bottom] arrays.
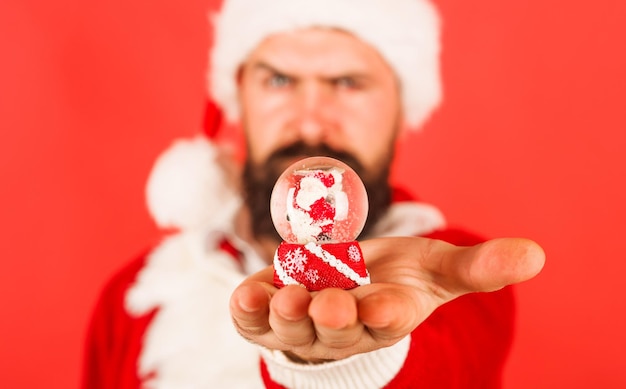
[[1, 0, 624, 387]]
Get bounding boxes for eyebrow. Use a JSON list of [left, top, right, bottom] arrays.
[[250, 60, 371, 83], [251, 61, 293, 77]]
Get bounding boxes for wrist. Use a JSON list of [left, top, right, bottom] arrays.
[[283, 350, 331, 365], [260, 335, 411, 389]]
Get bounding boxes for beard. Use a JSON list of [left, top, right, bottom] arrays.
[[242, 141, 393, 243]]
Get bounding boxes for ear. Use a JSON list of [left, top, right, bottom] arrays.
[[234, 65, 246, 119], [236, 64, 245, 84]]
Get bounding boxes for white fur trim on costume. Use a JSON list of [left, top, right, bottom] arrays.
[[209, 0, 442, 129], [146, 136, 240, 231], [260, 335, 411, 389], [126, 231, 264, 388]]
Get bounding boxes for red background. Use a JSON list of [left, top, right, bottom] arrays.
[[1, 0, 625, 387]]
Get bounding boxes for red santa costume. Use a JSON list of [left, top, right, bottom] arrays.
[[82, 0, 516, 388]]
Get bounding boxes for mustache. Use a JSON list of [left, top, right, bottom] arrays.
[[265, 141, 365, 176], [242, 141, 392, 243]]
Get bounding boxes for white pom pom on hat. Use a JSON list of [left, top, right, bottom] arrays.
[[209, 0, 442, 130], [145, 102, 240, 231], [145, 136, 240, 231]]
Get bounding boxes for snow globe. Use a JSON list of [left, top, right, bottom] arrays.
[[270, 157, 371, 290]]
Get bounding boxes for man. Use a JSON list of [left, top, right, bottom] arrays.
[[83, 0, 545, 388]]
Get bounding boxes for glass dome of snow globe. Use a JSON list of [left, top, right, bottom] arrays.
[[270, 156, 369, 245]]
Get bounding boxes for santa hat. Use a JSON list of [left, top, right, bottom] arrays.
[[209, 0, 442, 129]]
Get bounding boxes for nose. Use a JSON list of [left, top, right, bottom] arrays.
[[294, 82, 332, 145]]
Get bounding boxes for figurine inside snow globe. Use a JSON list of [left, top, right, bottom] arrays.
[[270, 156, 371, 291]]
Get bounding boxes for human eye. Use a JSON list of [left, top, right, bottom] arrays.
[[333, 76, 361, 90], [267, 73, 292, 88]]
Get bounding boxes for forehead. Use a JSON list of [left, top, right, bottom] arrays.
[[243, 28, 396, 78]]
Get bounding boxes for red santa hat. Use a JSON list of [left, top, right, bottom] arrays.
[[209, 0, 442, 130]]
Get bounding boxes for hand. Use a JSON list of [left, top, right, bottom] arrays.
[[229, 237, 545, 362]]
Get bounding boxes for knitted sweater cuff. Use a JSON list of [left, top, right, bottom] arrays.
[[260, 335, 410, 389]]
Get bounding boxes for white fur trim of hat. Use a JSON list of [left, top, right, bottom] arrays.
[[209, 0, 442, 129]]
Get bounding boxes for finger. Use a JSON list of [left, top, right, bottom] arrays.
[[474, 238, 545, 290], [229, 280, 274, 339], [308, 288, 363, 349], [269, 285, 315, 346], [416, 237, 546, 294], [354, 284, 423, 344]]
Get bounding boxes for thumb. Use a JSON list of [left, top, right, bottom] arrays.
[[458, 238, 546, 293]]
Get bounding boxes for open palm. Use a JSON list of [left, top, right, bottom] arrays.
[[229, 237, 545, 362]]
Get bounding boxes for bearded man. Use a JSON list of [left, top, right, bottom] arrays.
[[83, 0, 544, 388]]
